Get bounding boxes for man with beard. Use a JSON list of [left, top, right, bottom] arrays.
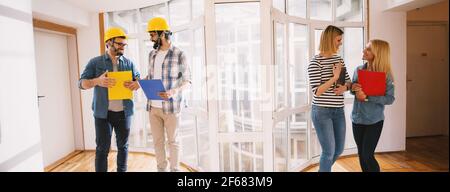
[[145, 17, 191, 172], [78, 27, 140, 172]]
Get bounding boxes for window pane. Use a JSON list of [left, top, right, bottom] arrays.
[[310, 0, 332, 21], [215, 3, 262, 133], [343, 27, 364, 98], [107, 10, 139, 34], [314, 29, 323, 56], [123, 38, 140, 66], [129, 91, 150, 148], [179, 114, 198, 166], [140, 4, 167, 32], [336, 0, 363, 22], [344, 105, 357, 149], [197, 116, 210, 170], [273, 119, 288, 171], [220, 142, 263, 172], [193, 28, 208, 110], [287, 0, 306, 18], [273, 0, 286, 12], [192, 0, 204, 18], [289, 23, 308, 107], [275, 22, 286, 110], [289, 112, 308, 167], [169, 0, 191, 27]]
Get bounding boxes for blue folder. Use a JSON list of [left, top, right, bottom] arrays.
[[138, 79, 166, 100]]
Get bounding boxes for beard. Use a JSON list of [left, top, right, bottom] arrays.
[[116, 50, 124, 56], [152, 38, 161, 50], [113, 47, 124, 56]]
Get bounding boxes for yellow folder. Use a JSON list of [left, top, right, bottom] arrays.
[[107, 71, 133, 100]]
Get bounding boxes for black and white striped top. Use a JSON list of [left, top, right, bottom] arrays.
[[308, 54, 351, 108]]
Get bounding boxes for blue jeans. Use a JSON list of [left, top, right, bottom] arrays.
[[94, 111, 131, 172], [311, 105, 346, 172]]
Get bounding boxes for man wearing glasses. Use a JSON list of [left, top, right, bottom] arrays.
[[78, 27, 140, 172]]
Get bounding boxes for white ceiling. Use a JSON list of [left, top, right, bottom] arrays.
[[61, 0, 168, 12]]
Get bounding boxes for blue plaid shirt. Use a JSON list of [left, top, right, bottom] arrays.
[[146, 45, 191, 114]]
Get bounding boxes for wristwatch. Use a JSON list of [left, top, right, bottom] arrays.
[[364, 96, 369, 102]]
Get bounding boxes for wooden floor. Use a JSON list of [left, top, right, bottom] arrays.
[[49, 136, 448, 172], [304, 136, 449, 172], [47, 151, 193, 172]]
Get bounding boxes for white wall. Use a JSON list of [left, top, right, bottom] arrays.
[[77, 13, 101, 150], [370, 0, 407, 152], [32, 0, 90, 27], [0, 0, 44, 171], [31, 0, 100, 150]]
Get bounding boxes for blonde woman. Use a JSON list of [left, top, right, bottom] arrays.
[[307, 25, 352, 172], [351, 40, 395, 172]]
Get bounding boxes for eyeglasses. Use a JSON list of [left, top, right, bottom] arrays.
[[113, 42, 128, 47]]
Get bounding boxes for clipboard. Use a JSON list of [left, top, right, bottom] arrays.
[[138, 79, 166, 100], [358, 70, 386, 96], [107, 71, 133, 100], [336, 67, 347, 86]]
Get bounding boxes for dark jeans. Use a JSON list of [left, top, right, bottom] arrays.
[[311, 105, 346, 172], [94, 111, 131, 172], [352, 120, 384, 172]]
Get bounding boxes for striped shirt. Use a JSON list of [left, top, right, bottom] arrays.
[[146, 45, 192, 114], [308, 54, 351, 108]]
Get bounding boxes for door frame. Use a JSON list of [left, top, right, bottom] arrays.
[[33, 19, 85, 151]]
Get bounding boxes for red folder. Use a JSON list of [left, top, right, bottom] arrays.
[[357, 70, 386, 96]]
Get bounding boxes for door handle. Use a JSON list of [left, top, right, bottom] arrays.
[[37, 95, 45, 107]]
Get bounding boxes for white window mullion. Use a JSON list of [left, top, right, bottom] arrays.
[[332, 0, 336, 23], [261, 0, 274, 172], [204, 0, 220, 171]]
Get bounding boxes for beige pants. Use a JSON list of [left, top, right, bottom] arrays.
[[149, 108, 180, 171]]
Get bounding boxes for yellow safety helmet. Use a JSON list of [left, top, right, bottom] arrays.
[[147, 17, 170, 32], [104, 27, 127, 43]]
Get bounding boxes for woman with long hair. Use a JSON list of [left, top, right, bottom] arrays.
[[307, 25, 352, 172], [351, 39, 395, 172]]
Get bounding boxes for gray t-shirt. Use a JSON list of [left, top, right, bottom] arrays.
[[108, 62, 124, 112]]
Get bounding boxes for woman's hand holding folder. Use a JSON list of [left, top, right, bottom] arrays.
[[352, 83, 367, 101]]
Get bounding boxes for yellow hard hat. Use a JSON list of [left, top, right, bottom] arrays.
[[147, 17, 170, 32], [104, 27, 127, 43]]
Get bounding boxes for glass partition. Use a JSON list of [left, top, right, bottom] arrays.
[[103, 0, 366, 172]]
